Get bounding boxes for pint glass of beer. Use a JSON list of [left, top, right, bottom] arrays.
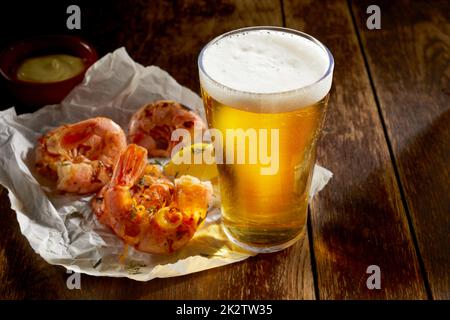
[[198, 27, 334, 252]]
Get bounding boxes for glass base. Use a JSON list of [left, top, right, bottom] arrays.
[[222, 224, 305, 253]]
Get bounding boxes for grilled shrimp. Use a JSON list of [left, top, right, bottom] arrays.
[[128, 100, 206, 158], [92, 144, 212, 254], [36, 117, 127, 194]]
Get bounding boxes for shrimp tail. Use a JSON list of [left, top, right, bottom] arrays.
[[110, 144, 148, 187]]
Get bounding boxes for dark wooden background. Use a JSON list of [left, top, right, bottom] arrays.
[[0, 0, 448, 299]]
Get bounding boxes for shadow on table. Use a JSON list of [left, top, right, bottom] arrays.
[[310, 110, 449, 298]]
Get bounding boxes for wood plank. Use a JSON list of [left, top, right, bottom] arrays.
[[0, 0, 317, 299], [284, 0, 428, 299], [352, 0, 450, 299]]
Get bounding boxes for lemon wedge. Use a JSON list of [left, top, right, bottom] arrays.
[[164, 143, 219, 181]]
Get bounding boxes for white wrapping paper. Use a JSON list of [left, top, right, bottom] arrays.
[[0, 48, 333, 281]]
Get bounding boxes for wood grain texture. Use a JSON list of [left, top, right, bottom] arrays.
[[0, 0, 317, 299], [352, 0, 450, 299], [90, 0, 284, 92], [284, 0, 428, 299]]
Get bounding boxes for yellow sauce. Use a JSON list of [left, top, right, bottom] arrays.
[[16, 54, 85, 83]]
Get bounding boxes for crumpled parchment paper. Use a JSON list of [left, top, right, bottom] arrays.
[[0, 48, 333, 281]]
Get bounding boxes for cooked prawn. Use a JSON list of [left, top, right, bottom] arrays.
[[92, 144, 212, 254], [128, 100, 206, 158], [36, 117, 127, 194]]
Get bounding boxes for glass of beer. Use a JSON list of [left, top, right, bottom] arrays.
[[198, 26, 334, 253]]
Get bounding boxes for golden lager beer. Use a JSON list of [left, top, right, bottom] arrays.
[[198, 27, 334, 252]]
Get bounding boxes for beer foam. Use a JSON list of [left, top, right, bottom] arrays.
[[199, 29, 333, 112]]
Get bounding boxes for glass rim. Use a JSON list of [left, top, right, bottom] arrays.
[[197, 26, 334, 97]]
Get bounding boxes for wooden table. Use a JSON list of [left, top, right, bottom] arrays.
[[0, 0, 448, 300]]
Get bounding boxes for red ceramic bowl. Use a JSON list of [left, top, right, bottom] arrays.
[[0, 35, 97, 107]]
